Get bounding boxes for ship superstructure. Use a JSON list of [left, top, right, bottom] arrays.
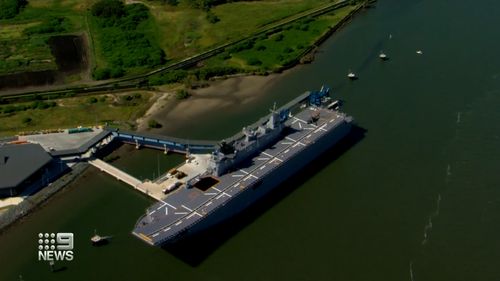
[[133, 86, 353, 246]]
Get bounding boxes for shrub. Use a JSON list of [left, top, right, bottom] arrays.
[[195, 66, 240, 80], [175, 89, 190, 100], [274, 33, 284, 42], [92, 68, 111, 80], [91, 0, 125, 18], [247, 57, 262, 66], [0, 0, 27, 19], [88, 97, 98, 104], [148, 119, 162, 128], [256, 45, 266, 51], [110, 67, 125, 78], [22, 117, 32, 124], [148, 70, 188, 86], [206, 11, 219, 24]]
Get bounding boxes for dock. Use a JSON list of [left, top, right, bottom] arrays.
[[88, 159, 142, 187]]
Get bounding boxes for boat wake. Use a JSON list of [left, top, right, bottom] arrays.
[[409, 261, 415, 281], [422, 193, 441, 245]]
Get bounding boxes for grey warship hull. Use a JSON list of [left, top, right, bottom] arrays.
[[133, 89, 353, 246]]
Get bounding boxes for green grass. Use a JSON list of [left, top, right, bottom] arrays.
[[203, 5, 356, 71], [0, 0, 88, 75], [0, 0, 356, 80], [145, 0, 333, 59], [0, 92, 154, 137]]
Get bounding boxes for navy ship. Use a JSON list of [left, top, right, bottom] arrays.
[[133, 86, 353, 246]]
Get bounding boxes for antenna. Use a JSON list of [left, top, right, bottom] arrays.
[[270, 102, 277, 113]]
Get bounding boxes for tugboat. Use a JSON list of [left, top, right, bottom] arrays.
[[91, 230, 111, 246]]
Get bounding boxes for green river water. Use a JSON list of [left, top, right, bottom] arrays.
[[1, 0, 500, 280]]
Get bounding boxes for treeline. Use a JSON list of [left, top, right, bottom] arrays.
[[91, 0, 165, 80], [148, 0, 248, 10], [0, 101, 56, 114], [148, 66, 241, 85], [184, 0, 247, 10], [0, 0, 27, 19]]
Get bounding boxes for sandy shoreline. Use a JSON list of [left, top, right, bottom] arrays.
[[138, 70, 296, 135]]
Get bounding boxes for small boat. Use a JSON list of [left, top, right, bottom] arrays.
[[416, 50, 423, 55], [91, 230, 111, 246], [379, 52, 388, 60], [347, 71, 357, 80]]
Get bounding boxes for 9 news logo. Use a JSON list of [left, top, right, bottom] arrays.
[[37, 232, 74, 261]]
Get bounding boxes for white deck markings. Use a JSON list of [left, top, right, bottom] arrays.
[[205, 201, 213, 207], [181, 205, 193, 212], [174, 212, 188, 215], [232, 174, 244, 178], [257, 157, 270, 161], [269, 157, 283, 163], [281, 141, 293, 145], [163, 201, 177, 210], [149, 210, 157, 215], [187, 212, 202, 219], [314, 123, 327, 133], [293, 141, 306, 147], [174, 221, 183, 226], [299, 122, 303, 129], [212, 187, 221, 192], [240, 169, 258, 179], [292, 116, 307, 124], [284, 149, 290, 154], [285, 136, 297, 142], [259, 165, 266, 170], [163, 227, 171, 232], [205, 192, 217, 196], [164, 208, 168, 215], [261, 151, 274, 158], [152, 233, 159, 237], [223, 192, 232, 198]]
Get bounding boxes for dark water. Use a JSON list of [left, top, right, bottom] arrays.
[[2, 0, 500, 280]]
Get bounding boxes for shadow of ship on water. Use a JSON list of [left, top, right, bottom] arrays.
[[162, 125, 366, 266]]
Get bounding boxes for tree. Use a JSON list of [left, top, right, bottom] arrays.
[[0, 0, 27, 19], [91, 0, 125, 18]]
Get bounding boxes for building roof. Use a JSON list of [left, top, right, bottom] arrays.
[[0, 143, 53, 190]]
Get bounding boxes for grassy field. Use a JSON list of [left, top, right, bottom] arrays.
[[0, 92, 154, 137], [0, 0, 352, 78], [220, 6, 357, 71], [146, 0, 332, 59], [0, 0, 88, 75]]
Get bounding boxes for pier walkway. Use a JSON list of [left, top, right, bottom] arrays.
[[88, 159, 142, 187], [108, 129, 218, 154]]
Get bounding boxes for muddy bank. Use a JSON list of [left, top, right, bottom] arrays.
[[0, 35, 88, 91], [139, 72, 293, 136]]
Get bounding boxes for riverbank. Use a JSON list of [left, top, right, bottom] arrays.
[[138, 2, 369, 135], [141, 73, 287, 135]]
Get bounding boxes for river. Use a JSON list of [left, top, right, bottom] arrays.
[[2, 0, 500, 280]]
